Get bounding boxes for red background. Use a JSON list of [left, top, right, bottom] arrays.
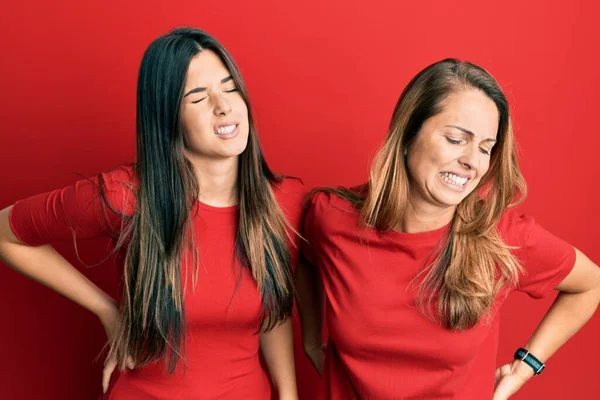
[[1, 0, 598, 399]]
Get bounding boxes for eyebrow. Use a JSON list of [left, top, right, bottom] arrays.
[[445, 125, 497, 143], [183, 76, 234, 97]]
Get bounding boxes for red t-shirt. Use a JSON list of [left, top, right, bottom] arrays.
[[9, 165, 305, 400], [302, 191, 576, 400]]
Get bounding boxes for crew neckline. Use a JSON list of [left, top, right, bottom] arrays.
[[386, 221, 451, 244], [195, 200, 239, 214]]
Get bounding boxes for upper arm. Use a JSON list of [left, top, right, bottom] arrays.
[[0, 205, 22, 245], [6, 169, 134, 246], [300, 192, 325, 267], [555, 248, 600, 294], [502, 212, 576, 298], [274, 178, 307, 267]]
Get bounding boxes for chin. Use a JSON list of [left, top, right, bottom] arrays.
[[432, 192, 468, 207], [220, 136, 249, 156], [230, 141, 249, 156]]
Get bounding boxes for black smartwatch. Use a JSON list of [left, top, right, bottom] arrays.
[[514, 347, 545, 375]]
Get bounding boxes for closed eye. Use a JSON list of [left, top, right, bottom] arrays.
[[479, 147, 491, 155], [445, 137, 463, 145], [192, 88, 237, 103]]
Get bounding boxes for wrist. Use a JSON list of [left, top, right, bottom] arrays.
[[94, 297, 118, 321], [278, 390, 299, 400], [511, 358, 535, 381], [512, 346, 548, 381], [303, 340, 324, 354], [275, 382, 298, 400]]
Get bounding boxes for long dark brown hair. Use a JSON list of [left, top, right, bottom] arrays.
[[322, 59, 526, 330], [102, 28, 295, 372]]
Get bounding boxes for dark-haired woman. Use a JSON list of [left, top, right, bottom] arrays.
[[0, 28, 301, 399], [296, 59, 600, 400]]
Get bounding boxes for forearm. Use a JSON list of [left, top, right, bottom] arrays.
[[295, 259, 324, 351], [517, 249, 600, 377], [259, 318, 297, 399], [494, 250, 600, 399], [0, 206, 116, 319], [518, 289, 600, 374]]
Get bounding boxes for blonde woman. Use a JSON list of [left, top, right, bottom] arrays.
[[296, 58, 600, 400]]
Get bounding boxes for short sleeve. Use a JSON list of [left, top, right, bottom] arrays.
[[501, 212, 576, 299], [9, 166, 136, 246], [301, 191, 327, 266], [272, 177, 307, 271]]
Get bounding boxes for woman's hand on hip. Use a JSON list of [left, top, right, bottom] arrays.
[[493, 359, 534, 400]]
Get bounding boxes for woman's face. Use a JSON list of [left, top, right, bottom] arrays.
[[406, 88, 499, 209], [180, 50, 249, 160]]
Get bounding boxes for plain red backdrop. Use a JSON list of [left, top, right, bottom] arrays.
[[1, 0, 599, 399]]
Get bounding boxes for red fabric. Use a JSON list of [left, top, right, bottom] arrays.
[[302, 191, 576, 400], [10, 165, 305, 400]]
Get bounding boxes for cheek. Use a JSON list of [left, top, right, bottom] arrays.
[[408, 144, 443, 177], [478, 158, 492, 176], [239, 98, 248, 113], [407, 152, 434, 187], [182, 110, 213, 139], [181, 119, 214, 153], [237, 101, 249, 125]]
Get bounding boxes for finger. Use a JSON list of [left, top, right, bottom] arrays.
[[494, 367, 502, 387], [494, 374, 522, 400], [494, 363, 514, 389], [102, 358, 117, 393], [495, 364, 508, 380], [493, 379, 510, 400], [316, 350, 325, 376], [309, 355, 321, 375], [314, 357, 322, 375]]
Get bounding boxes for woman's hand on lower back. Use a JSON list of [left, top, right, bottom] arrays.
[[98, 303, 135, 393], [304, 341, 327, 376]]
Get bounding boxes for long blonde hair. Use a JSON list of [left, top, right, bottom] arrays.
[[325, 59, 526, 330]]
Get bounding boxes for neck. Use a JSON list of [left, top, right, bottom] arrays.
[[397, 195, 455, 234], [186, 153, 239, 207]]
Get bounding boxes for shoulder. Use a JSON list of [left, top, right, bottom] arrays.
[[306, 188, 357, 216], [496, 209, 575, 298], [496, 208, 536, 247], [99, 164, 136, 187], [272, 176, 305, 197], [303, 188, 360, 238], [272, 176, 305, 208], [98, 164, 137, 216], [271, 177, 306, 227]]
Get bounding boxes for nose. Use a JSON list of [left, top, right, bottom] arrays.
[[213, 93, 232, 116], [458, 144, 479, 171]]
